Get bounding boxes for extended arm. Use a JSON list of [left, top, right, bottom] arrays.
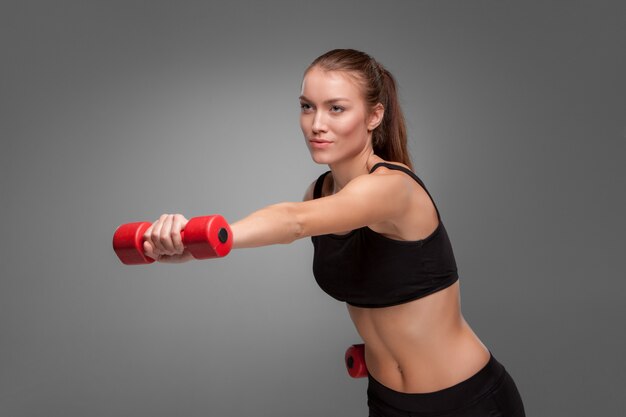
[[137, 170, 413, 261], [231, 171, 412, 249]]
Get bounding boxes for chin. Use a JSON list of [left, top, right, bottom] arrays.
[[308, 150, 328, 164], [310, 153, 336, 165]]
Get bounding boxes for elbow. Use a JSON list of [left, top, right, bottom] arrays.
[[273, 202, 305, 244]]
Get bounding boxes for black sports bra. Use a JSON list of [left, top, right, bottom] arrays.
[[310, 162, 459, 308]]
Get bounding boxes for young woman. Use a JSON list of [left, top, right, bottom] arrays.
[[142, 49, 526, 417]]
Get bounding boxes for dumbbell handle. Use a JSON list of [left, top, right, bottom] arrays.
[[112, 215, 233, 265]]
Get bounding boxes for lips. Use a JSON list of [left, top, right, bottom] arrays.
[[309, 138, 333, 149]]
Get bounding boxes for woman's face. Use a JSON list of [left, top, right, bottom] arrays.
[[299, 66, 378, 165]]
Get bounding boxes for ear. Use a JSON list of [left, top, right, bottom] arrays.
[[367, 103, 384, 132]]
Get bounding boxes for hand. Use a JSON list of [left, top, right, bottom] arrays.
[[143, 213, 194, 264]]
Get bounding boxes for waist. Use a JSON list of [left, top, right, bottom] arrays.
[[367, 350, 505, 414], [365, 327, 490, 393]]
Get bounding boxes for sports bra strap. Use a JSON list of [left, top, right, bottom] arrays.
[[369, 162, 424, 186], [313, 171, 331, 199]]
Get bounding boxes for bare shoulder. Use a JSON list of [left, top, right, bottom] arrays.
[[363, 161, 439, 240], [348, 163, 414, 196]]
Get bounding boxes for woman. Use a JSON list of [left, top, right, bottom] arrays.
[[142, 49, 526, 417]]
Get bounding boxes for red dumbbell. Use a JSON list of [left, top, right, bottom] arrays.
[[345, 343, 367, 378], [112, 215, 233, 265]]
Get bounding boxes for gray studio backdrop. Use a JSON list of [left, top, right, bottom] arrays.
[[2, 1, 625, 416]]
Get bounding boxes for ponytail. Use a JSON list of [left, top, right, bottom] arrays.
[[373, 68, 412, 170]]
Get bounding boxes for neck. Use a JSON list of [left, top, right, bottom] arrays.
[[329, 146, 380, 193]]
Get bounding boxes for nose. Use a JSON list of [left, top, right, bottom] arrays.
[[311, 111, 327, 134]]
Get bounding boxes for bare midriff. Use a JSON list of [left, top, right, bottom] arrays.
[[347, 280, 491, 393]]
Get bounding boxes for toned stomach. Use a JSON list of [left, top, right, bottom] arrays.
[[347, 280, 491, 393]]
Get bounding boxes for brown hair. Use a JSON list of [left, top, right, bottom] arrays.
[[305, 49, 413, 170]]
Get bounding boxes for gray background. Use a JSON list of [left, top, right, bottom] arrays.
[[1, 1, 625, 416]]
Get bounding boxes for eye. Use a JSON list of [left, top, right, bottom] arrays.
[[330, 105, 344, 113], [300, 102, 312, 112]]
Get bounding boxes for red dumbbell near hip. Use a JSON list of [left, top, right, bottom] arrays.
[[345, 343, 367, 378], [112, 215, 233, 265]]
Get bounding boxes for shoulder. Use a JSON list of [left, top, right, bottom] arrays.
[[333, 170, 412, 217], [349, 162, 414, 195], [366, 161, 423, 193]]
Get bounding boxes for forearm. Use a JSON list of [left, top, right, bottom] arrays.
[[230, 202, 303, 249]]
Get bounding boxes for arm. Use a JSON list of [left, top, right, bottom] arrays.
[[231, 171, 412, 249]]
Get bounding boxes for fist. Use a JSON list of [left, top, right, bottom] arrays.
[[143, 213, 194, 263]]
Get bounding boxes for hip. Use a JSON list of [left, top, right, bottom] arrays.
[[367, 351, 526, 417]]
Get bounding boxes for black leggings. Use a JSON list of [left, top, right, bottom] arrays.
[[367, 351, 525, 417]]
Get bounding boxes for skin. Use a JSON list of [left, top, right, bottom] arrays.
[[143, 65, 491, 393]]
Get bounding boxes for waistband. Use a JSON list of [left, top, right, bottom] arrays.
[[367, 351, 506, 415]]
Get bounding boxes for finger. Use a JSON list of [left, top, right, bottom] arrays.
[[151, 214, 168, 253], [171, 214, 185, 254], [143, 240, 160, 260], [176, 213, 189, 231], [160, 214, 176, 254], [143, 223, 154, 247]]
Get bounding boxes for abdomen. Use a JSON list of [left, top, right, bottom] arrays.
[[347, 281, 490, 393]]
